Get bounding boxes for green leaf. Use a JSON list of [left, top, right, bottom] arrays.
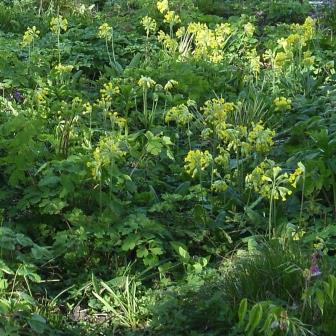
[[150, 247, 163, 255], [193, 263, 203, 273], [38, 175, 60, 188], [316, 289, 325, 314], [171, 241, 190, 261], [245, 303, 263, 334], [136, 246, 149, 258], [0, 260, 13, 275], [121, 234, 140, 251], [28, 314, 47, 334], [178, 246, 190, 260], [238, 298, 248, 322], [16, 233, 33, 247]]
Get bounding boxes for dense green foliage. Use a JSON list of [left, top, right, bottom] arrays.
[[0, 0, 336, 335]]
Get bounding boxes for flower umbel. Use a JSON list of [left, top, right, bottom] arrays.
[[50, 16, 68, 34], [274, 97, 292, 112], [22, 26, 40, 47], [184, 149, 212, 178]]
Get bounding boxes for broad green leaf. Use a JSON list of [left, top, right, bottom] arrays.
[[238, 298, 248, 322], [245, 303, 263, 334]]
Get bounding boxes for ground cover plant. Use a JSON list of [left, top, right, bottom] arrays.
[[0, 0, 336, 335]]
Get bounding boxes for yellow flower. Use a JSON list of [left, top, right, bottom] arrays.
[[83, 102, 92, 115], [212, 180, 228, 192], [288, 163, 304, 188], [157, 0, 169, 13], [138, 76, 156, 89], [248, 122, 275, 153], [302, 16, 315, 40], [141, 16, 157, 36], [274, 51, 293, 69], [287, 33, 303, 47], [100, 82, 120, 99], [303, 51, 315, 68], [35, 88, 49, 104], [274, 97, 292, 112], [244, 22, 255, 36], [22, 26, 40, 47], [214, 147, 230, 167], [157, 30, 178, 51], [164, 79, 178, 91], [246, 160, 294, 202], [98, 23, 112, 39], [175, 27, 186, 39], [184, 149, 212, 178], [201, 98, 235, 125], [50, 16, 68, 34], [54, 63, 73, 74], [215, 23, 232, 36], [164, 11, 181, 25], [277, 38, 288, 50], [165, 104, 193, 126]]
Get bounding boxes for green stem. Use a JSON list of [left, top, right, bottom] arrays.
[[269, 195, 273, 240], [57, 31, 61, 64], [143, 88, 148, 128], [299, 173, 305, 226], [105, 37, 113, 66], [111, 28, 116, 64]]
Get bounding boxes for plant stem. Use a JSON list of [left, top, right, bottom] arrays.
[[105, 37, 113, 66]]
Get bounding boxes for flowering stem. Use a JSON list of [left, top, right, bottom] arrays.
[[299, 172, 305, 227], [143, 88, 148, 128], [187, 122, 191, 150], [105, 37, 113, 66], [57, 30, 61, 64], [111, 28, 117, 64], [269, 195, 273, 239]]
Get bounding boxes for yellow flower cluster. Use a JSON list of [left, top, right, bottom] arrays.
[[98, 23, 112, 40], [157, 31, 178, 52], [100, 82, 120, 100], [164, 79, 178, 91], [141, 16, 157, 36], [54, 63, 74, 74], [165, 104, 193, 126], [82, 102, 92, 115], [273, 51, 293, 69], [288, 163, 305, 188], [200, 98, 275, 158], [246, 160, 304, 201], [185, 22, 232, 63], [303, 51, 315, 68], [247, 122, 275, 153], [157, 0, 169, 13], [247, 49, 261, 75], [246, 161, 290, 201], [22, 26, 40, 47], [273, 17, 315, 70], [88, 136, 126, 179], [214, 147, 230, 167], [291, 16, 315, 42], [109, 111, 126, 129], [138, 76, 156, 89], [201, 98, 235, 125], [35, 87, 49, 104], [211, 179, 228, 192], [244, 22, 255, 36], [274, 97, 292, 112], [184, 149, 212, 178], [50, 16, 68, 34], [164, 11, 181, 25]]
